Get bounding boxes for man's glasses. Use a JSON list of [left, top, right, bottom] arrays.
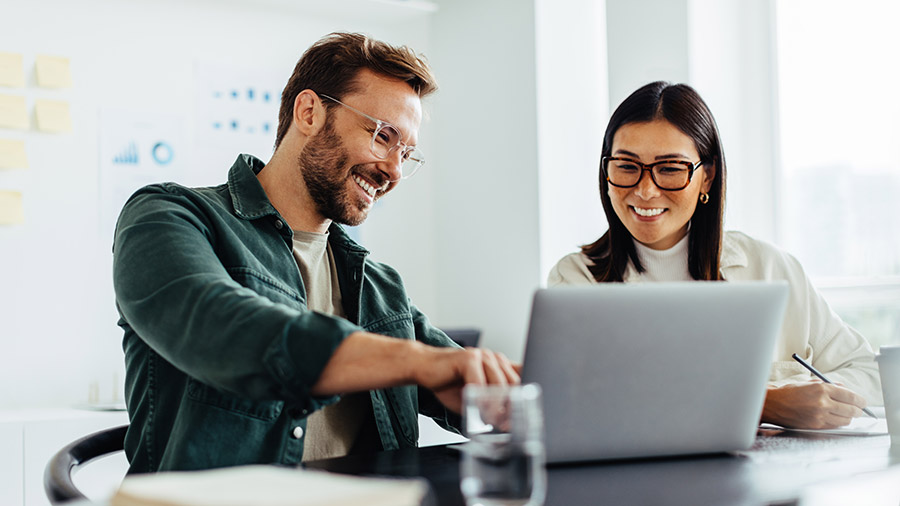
[[319, 94, 424, 180], [601, 156, 703, 191]]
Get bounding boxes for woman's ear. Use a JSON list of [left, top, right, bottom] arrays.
[[292, 90, 326, 137], [701, 162, 717, 193]]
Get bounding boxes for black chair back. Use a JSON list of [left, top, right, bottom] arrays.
[[44, 424, 128, 504], [440, 328, 481, 348]]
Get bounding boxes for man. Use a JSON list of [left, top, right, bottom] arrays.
[[113, 32, 518, 473]]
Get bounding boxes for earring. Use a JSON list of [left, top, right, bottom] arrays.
[[699, 192, 709, 204]]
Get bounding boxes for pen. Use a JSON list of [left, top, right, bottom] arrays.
[[791, 353, 877, 419]]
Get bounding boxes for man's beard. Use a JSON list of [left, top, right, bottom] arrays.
[[298, 120, 373, 227]]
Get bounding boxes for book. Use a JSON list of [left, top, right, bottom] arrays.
[[110, 465, 428, 506]]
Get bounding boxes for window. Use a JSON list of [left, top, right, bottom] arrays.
[[775, 0, 900, 349]]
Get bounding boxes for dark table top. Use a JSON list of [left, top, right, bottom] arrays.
[[304, 429, 900, 506]]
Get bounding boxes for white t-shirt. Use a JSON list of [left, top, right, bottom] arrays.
[[291, 230, 370, 462]]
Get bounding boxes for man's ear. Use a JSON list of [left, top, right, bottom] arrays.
[[292, 90, 326, 137]]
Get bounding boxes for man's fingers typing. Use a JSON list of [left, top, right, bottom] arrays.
[[462, 348, 488, 386], [480, 350, 508, 386], [496, 353, 521, 384]]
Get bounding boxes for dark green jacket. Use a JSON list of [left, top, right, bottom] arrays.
[[113, 154, 460, 473]]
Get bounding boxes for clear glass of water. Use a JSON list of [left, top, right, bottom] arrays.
[[459, 383, 546, 506]]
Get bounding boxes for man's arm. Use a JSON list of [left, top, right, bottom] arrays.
[[114, 187, 359, 411], [311, 331, 519, 413]]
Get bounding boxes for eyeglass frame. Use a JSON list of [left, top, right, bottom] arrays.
[[318, 93, 424, 179], [601, 156, 705, 191]]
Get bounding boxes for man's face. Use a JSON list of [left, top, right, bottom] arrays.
[[298, 69, 423, 227]]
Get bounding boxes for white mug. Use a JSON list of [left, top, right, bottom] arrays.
[[876, 345, 900, 446]]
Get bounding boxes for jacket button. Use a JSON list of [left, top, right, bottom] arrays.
[[292, 426, 304, 439], [274, 219, 284, 230]]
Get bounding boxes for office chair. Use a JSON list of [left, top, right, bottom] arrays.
[[44, 424, 128, 504], [440, 328, 481, 348]]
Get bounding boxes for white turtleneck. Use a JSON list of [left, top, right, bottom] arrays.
[[632, 233, 693, 281]]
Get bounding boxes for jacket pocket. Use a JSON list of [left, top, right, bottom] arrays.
[[364, 312, 415, 338], [228, 266, 306, 308], [186, 378, 284, 421]]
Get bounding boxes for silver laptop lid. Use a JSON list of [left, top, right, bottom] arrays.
[[522, 282, 788, 463]]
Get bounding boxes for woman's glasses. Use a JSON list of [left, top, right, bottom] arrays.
[[602, 156, 703, 191]]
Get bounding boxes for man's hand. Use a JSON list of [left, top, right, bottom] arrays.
[[761, 381, 868, 429], [310, 332, 520, 414], [412, 346, 520, 413]]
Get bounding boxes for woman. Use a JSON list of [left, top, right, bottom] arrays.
[[549, 81, 880, 430]]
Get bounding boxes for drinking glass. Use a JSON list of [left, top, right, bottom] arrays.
[[459, 384, 546, 506]]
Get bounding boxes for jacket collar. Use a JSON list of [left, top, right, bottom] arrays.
[[227, 154, 281, 220], [327, 222, 369, 254], [226, 153, 370, 255], [720, 232, 747, 270]]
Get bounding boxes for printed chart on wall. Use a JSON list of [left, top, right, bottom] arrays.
[[193, 61, 285, 180], [98, 109, 186, 236]]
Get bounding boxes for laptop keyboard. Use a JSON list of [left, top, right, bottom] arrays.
[[738, 429, 891, 463]]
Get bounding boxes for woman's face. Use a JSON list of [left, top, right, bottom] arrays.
[[607, 119, 714, 250]]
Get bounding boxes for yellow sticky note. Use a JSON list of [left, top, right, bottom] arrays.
[[0, 53, 25, 88], [0, 190, 24, 225], [0, 94, 29, 130], [35, 99, 72, 133], [35, 54, 72, 88], [0, 139, 28, 169]]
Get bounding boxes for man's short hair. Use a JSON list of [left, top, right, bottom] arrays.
[[275, 32, 437, 149]]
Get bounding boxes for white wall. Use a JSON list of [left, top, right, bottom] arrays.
[[606, 0, 690, 107], [688, 0, 779, 241], [428, 0, 542, 361], [536, 0, 609, 283], [0, 0, 435, 410]]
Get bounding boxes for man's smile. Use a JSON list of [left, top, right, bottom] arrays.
[[352, 173, 387, 200]]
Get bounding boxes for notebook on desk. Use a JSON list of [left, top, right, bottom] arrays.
[[521, 282, 789, 464]]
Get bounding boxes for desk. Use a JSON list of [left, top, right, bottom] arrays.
[[305, 430, 900, 506]]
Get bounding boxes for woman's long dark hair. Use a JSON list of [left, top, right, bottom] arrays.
[[582, 82, 727, 282]]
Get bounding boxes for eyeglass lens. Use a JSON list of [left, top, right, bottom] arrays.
[[371, 123, 424, 179], [605, 159, 693, 190]]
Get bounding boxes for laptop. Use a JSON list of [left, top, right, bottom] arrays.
[[521, 282, 788, 463]]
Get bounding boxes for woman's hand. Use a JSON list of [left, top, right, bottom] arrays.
[[761, 381, 868, 429]]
